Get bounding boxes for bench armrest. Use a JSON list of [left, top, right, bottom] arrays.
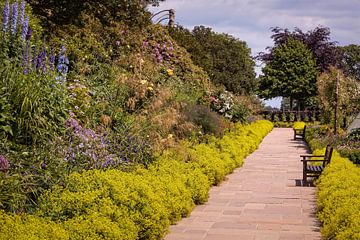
[[300, 155, 325, 158], [301, 159, 327, 162]]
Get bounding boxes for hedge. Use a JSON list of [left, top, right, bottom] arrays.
[[0, 120, 273, 240], [294, 123, 360, 239]]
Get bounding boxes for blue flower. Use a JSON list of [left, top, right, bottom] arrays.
[[21, 15, 28, 40], [55, 46, 69, 83], [19, 1, 25, 29], [2, 0, 9, 33], [22, 42, 30, 74], [10, 2, 18, 35]]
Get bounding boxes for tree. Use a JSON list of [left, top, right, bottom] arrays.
[[258, 26, 339, 73], [258, 38, 318, 109], [169, 25, 256, 95], [317, 67, 360, 128], [28, 0, 165, 28], [339, 44, 360, 81]]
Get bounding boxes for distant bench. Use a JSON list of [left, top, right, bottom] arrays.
[[294, 125, 306, 140], [301, 145, 333, 185]]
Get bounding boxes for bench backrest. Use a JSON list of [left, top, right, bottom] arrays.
[[302, 125, 307, 137], [323, 145, 333, 167]]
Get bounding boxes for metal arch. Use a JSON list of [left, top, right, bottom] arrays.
[[151, 9, 171, 19]]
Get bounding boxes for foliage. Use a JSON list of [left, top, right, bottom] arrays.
[[303, 126, 360, 239], [28, 0, 165, 29], [0, 121, 274, 239], [317, 67, 360, 125], [258, 26, 339, 73], [339, 44, 360, 81], [258, 38, 318, 108], [293, 121, 305, 130], [202, 90, 252, 123], [305, 124, 360, 164], [182, 104, 226, 137], [0, 1, 70, 144], [315, 150, 360, 239], [169, 25, 256, 95]]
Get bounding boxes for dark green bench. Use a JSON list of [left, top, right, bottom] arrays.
[[294, 125, 306, 140], [301, 145, 333, 185]]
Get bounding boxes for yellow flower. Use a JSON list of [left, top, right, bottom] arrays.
[[140, 80, 147, 85], [166, 69, 174, 76]]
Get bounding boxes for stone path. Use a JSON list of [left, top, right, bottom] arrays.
[[165, 128, 321, 240]]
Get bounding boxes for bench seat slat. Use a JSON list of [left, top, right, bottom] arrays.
[[307, 165, 324, 172]]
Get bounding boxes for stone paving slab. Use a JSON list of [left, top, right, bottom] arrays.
[[164, 128, 321, 240]]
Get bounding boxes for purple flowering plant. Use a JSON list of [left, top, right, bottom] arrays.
[[54, 118, 153, 170], [142, 39, 174, 64]]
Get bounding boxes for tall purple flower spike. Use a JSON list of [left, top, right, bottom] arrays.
[[19, 1, 25, 28], [10, 2, 18, 35], [2, 0, 10, 33], [21, 15, 28, 40]]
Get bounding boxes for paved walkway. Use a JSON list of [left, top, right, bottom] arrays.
[[165, 128, 321, 240]]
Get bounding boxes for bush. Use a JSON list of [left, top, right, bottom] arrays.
[[183, 104, 226, 137], [0, 120, 273, 239], [316, 151, 360, 239], [293, 121, 305, 130], [305, 129, 360, 239]]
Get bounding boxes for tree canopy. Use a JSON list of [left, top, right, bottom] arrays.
[[258, 26, 338, 73], [169, 25, 256, 95], [28, 0, 165, 28], [258, 38, 318, 107], [339, 44, 360, 81]]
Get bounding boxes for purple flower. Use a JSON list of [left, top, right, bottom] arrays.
[[19, 1, 25, 28], [2, 0, 9, 33], [0, 155, 10, 172], [56, 46, 69, 83], [21, 15, 28, 40], [22, 42, 30, 74], [49, 54, 55, 70], [36, 47, 47, 72], [65, 118, 82, 132], [25, 27, 32, 40], [10, 2, 18, 35]]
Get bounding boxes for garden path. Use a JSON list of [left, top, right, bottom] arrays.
[[164, 128, 321, 240]]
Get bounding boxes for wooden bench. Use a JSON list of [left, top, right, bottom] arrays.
[[300, 145, 333, 185], [294, 125, 306, 140]]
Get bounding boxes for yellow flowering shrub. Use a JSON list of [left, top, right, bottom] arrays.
[[0, 120, 273, 240], [304, 143, 360, 239], [315, 150, 360, 240], [293, 121, 305, 130], [0, 210, 68, 240]]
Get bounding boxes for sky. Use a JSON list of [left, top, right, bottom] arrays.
[[149, 0, 360, 108]]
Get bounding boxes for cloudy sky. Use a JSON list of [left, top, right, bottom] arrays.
[[149, 0, 360, 107]]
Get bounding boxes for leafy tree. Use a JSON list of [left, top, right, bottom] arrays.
[[169, 25, 256, 95], [28, 0, 165, 28], [339, 44, 360, 81], [317, 67, 360, 126], [258, 38, 318, 109], [258, 26, 339, 72]]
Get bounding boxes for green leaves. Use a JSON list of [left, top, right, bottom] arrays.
[[169, 25, 256, 95], [258, 38, 318, 105]]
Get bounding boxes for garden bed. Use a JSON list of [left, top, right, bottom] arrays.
[[0, 120, 273, 239]]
